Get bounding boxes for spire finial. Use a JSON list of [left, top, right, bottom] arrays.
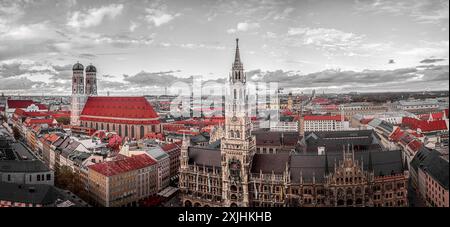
[[233, 38, 242, 67]]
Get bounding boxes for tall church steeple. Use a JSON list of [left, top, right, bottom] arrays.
[[231, 38, 245, 83], [221, 39, 256, 207]]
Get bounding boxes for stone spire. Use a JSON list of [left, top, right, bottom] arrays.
[[232, 38, 243, 70]]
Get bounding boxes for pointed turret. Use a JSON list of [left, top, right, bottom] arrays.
[[231, 38, 245, 83], [233, 38, 242, 70]]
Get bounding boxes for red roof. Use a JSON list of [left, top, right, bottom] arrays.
[[407, 140, 422, 153], [311, 98, 330, 105], [7, 100, 34, 109], [36, 104, 48, 110], [144, 132, 164, 140], [80, 96, 159, 124], [360, 118, 373, 125], [161, 142, 181, 152], [402, 117, 448, 132], [24, 118, 56, 127], [304, 115, 344, 121], [88, 154, 156, 177], [43, 134, 61, 143], [389, 127, 405, 142]]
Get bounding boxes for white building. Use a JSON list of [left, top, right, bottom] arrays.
[[302, 115, 350, 132]]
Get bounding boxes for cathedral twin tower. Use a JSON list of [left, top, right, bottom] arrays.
[[70, 62, 97, 126]]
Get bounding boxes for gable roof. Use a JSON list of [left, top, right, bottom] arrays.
[[7, 100, 34, 109], [304, 115, 343, 121], [80, 96, 159, 124], [187, 147, 221, 168], [88, 154, 156, 177]]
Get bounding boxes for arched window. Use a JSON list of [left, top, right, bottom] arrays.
[[184, 200, 192, 207], [131, 126, 135, 138], [236, 130, 240, 138], [107, 124, 110, 131], [118, 125, 122, 136], [230, 131, 234, 138], [230, 185, 238, 192], [347, 199, 353, 206], [125, 126, 128, 137], [140, 126, 145, 138], [90, 122, 93, 128], [112, 124, 115, 131], [101, 123, 104, 130], [95, 123, 98, 130]]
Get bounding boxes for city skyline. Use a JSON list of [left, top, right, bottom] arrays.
[[0, 0, 449, 95]]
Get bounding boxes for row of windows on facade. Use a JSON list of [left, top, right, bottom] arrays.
[[6, 174, 51, 182], [83, 122, 155, 137]]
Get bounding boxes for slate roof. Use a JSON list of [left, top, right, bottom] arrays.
[[188, 147, 221, 168], [0, 160, 50, 173], [254, 131, 299, 147], [251, 153, 290, 174], [289, 150, 404, 183], [410, 147, 449, 190], [0, 182, 57, 205]]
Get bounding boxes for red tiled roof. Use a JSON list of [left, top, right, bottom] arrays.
[[389, 127, 405, 142], [24, 118, 56, 127], [43, 134, 61, 143], [88, 154, 156, 177], [418, 112, 444, 120], [161, 142, 180, 152], [304, 115, 344, 121], [144, 132, 164, 140], [35, 104, 48, 110], [311, 98, 330, 105], [14, 108, 48, 117], [360, 118, 373, 125], [7, 100, 34, 109], [407, 140, 422, 153], [80, 96, 159, 124], [402, 117, 448, 132]]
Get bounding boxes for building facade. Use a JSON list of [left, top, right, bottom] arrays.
[[178, 39, 409, 207], [87, 154, 157, 207]]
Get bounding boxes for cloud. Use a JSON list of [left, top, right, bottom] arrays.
[[354, 0, 449, 24], [67, 4, 124, 29], [93, 33, 154, 48], [145, 8, 179, 27], [242, 65, 449, 92], [287, 27, 364, 48], [123, 70, 188, 87], [227, 22, 260, 34], [420, 58, 446, 64], [129, 21, 139, 32], [0, 77, 45, 90]]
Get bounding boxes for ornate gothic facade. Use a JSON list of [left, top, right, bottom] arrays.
[[178, 39, 409, 207]]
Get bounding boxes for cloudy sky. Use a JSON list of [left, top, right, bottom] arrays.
[[0, 0, 448, 95]]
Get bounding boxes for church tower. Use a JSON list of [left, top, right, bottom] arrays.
[[221, 39, 256, 207], [85, 64, 97, 96], [70, 62, 87, 126]]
